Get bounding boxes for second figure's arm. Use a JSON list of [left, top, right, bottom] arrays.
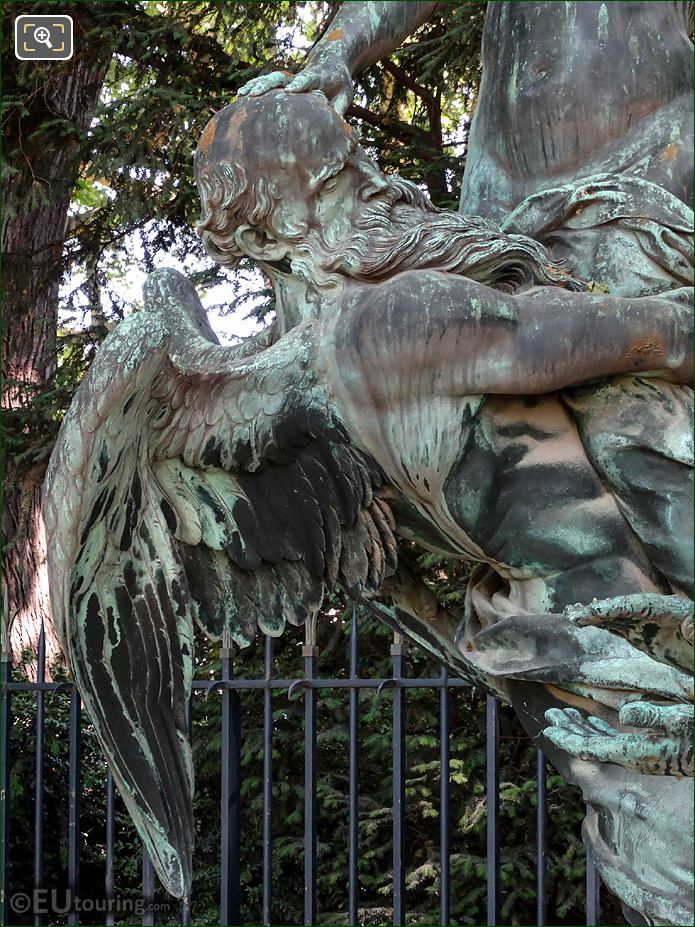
[[238, 2, 442, 113]]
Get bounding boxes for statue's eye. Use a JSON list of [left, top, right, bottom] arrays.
[[322, 177, 339, 194]]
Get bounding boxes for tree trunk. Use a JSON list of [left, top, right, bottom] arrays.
[[2, 5, 112, 674]]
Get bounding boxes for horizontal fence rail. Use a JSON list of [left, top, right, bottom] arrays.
[[1, 610, 602, 927]]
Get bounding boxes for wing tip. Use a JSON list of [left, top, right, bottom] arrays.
[[142, 826, 191, 899]]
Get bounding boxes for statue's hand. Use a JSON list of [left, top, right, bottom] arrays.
[[238, 53, 354, 115], [236, 69, 295, 98], [565, 593, 693, 673], [543, 705, 694, 777]]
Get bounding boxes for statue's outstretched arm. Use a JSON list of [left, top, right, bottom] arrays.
[[495, 286, 694, 393], [238, 2, 442, 113], [332, 273, 693, 402]]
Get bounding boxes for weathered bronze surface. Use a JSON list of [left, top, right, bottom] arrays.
[[45, 4, 693, 922]]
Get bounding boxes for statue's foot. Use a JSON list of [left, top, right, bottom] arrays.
[[564, 593, 693, 672], [542, 704, 693, 777]]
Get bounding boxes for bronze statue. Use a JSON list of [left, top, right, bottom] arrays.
[[44, 4, 693, 924]]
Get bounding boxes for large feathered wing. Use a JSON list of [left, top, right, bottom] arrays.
[[43, 268, 398, 897]]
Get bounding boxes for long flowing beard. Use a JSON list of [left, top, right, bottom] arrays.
[[292, 176, 584, 293]]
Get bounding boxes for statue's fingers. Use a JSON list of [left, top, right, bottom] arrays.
[[544, 707, 572, 727], [286, 71, 320, 93], [541, 725, 576, 752], [565, 604, 627, 630], [562, 707, 585, 723], [333, 86, 353, 116], [619, 702, 666, 731], [620, 702, 693, 736], [566, 594, 692, 632], [238, 71, 292, 97], [543, 707, 591, 735], [564, 603, 596, 626], [585, 715, 619, 736]]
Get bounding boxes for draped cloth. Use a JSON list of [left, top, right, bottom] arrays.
[[502, 173, 693, 296]]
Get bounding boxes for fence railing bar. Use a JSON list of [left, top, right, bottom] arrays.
[[439, 664, 450, 927], [4, 634, 602, 927], [141, 850, 155, 926], [262, 636, 273, 927], [220, 638, 242, 927], [486, 695, 500, 926], [181, 699, 193, 927], [33, 623, 46, 926], [67, 688, 82, 926], [391, 634, 407, 927], [105, 771, 116, 927], [536, 749, 548, 926], [348, 608, 360, 927], [1, 645, 12, 927], [303, 638, 318, 927], [585, 804, 601, 926], [6, 677, 474, 693]]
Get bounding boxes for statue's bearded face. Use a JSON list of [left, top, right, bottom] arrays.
[[290, 156, 578, 293], [195, 91, 578, 294]]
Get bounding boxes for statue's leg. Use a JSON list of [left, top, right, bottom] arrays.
[[564, 378, 694, 599]]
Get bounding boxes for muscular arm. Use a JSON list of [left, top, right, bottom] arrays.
[[305, 2, 442, 77], [238, 2, 443, 111], [498, 285, 693, 393], [331, 272, 692, 404]]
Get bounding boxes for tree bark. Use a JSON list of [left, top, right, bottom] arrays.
[[2, 5, 112, 674]]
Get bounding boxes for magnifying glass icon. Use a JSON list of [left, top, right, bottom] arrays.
[[34, 26, 53, 49]]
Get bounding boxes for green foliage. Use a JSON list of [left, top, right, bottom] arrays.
[[3, 0, 485, 466], [347, 1, 486, 210]]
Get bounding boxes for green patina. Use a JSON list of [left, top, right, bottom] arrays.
[[43, 2, 694, 920]]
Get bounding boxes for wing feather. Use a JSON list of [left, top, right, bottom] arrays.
[[70, 479, 195, 897], [44, 267, 398, 898]]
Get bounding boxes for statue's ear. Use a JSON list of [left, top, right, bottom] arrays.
[[234, 224, 289, 262]]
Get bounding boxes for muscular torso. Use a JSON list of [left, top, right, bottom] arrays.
[[325, 275, 665, 616], [346, 382, 660, 615], [460, 1, 694, 220], [440, 394, 660, 612]]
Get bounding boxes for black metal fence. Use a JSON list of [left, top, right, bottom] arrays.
[[1, 612, 601, 926]]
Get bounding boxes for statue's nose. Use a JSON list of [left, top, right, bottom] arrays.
[[360, 164, 390, 198]]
